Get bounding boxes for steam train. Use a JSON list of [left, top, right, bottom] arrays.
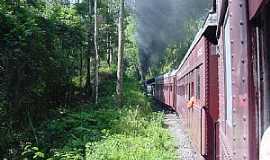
[[148, 0, 270, 159]]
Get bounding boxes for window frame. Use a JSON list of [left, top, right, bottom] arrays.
[[223, 10, 233, 128], [196, 67, 201, 100]]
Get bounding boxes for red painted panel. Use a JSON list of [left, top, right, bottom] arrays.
[[249, 0, 263, 19], [217, 0, 252, 159], [175, 36, 209, 159]]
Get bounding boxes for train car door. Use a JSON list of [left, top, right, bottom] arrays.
[[251, 2, 270, 159]]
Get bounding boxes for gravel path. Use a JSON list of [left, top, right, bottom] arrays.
[[164, 111, 199, 160]]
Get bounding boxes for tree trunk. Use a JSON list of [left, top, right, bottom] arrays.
[[106, 32, 110, 67], [80, 48, 83, 88], [86, 56, 91, 95], [109, 35, 113, 65], [106, 1, 112, 67], [86, 0, 94, 98], [94, 0, 99, 104], [116, 0, 124, 106]]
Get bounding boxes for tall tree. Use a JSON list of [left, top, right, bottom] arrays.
[[106, 0, 113, 67], [86, 0, 93, 96], [116, 0, 124, 106], [94, 0, 99, 103]]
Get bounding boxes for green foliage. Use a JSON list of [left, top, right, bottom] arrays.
[[21, 143, 45, 160], [0, 0, 175, 159], [125, 16, 140, 79], [35, 76, 176, 159], [0, 1, 86, 123], [85, 98, 175, 159], [85, 106, 175, 160]]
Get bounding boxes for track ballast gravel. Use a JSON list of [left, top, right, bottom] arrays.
[[163, 111, 199, 160]]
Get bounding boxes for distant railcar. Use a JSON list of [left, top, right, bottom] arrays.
[[155, 71, 176, 110], [144, 78, 155, 96]]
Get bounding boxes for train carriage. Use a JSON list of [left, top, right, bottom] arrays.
[[174, 13, 218, 160], [154, 71, 176, 110], [215, 0, 270, 159], [249, 1, 270, 159]]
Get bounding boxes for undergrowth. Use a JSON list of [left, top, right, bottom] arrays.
[[7, 69, 177, 160]]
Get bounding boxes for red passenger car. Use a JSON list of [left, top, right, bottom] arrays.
[[215, 0, 270, 159], [155, 13, 219, 160], [249, 1, 270, 159], [174, 13, 218, 160], [155, 71, 176, 110]]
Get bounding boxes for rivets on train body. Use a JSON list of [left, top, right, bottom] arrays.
[[240, 21, 244, 26], [239, 3, 243, 8], [243, 135, 246, 141]]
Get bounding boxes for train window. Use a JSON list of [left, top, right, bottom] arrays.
[[210, 43, 216, 55], [196, 68, 201, 99], [186, 84, 188, 99], [224, 12, 233, 127], [191, 82, 194, 97], [183, 86, 185, 96], [188, 82, 191, 100]]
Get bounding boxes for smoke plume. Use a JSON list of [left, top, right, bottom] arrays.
[[134, 0, 211, 77]]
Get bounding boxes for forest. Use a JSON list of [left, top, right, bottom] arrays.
[[0, 0, 208, 159]]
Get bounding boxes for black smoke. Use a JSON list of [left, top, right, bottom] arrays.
[[134, 0, 211, 77]]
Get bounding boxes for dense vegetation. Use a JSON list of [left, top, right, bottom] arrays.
[[8, 69, 176, 159], [0, 0, 177, 159]]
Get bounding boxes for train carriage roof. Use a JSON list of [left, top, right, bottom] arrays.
[[155, 69, 177, 81]]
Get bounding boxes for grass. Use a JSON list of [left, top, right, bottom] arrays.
[[18, 70, 177, 160]]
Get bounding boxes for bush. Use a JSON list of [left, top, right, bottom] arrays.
[[43, 78, 176, 159]]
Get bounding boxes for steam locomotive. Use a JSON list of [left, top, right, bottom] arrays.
[[149, 0, 270, 159]]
